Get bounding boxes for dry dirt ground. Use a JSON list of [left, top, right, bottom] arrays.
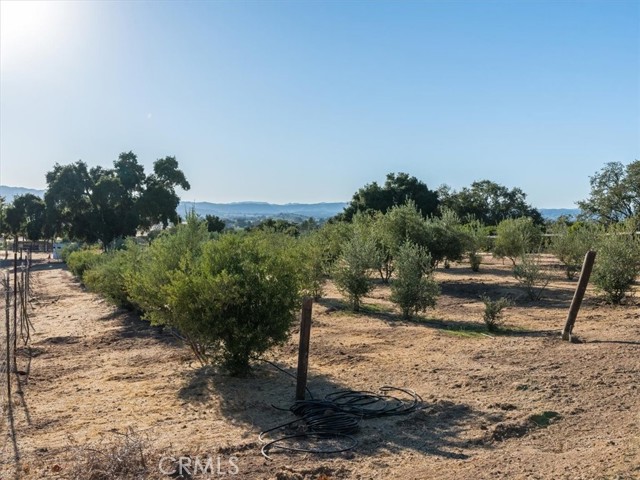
[[1, 254, 639, 480]]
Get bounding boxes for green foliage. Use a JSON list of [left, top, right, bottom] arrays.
[[296, 233, 327, 300], [577, 160, 639, 224], [248, 218, 300, 237], [204, 214, 225, 233], [373, 201, 468, 273], [312, 220, 353, 272], [66, 249, 104, 277], [549, 222, 599, 279], [340, 172, 438, 221], [45, 152, 190, 247], [60, 242, 81, 262], [481, 295, 513, 332], [513, 254, 551, 300], [82, 240, 144, 309], [126, 214, 301, 375], [493, 217, 542, 265], [438, 180, 543, 226], [462, 219, 490, 271], [592, 229, 640, 304], [4, 193, 47, 241], [390, 241, 439, 319], [333, 229, 378, 311]]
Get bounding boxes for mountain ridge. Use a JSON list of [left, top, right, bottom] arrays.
[[0, 185, 580, 221]]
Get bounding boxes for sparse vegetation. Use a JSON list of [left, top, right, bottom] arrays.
[[513, 254, 551, 301], [481, 295, 513, 332]]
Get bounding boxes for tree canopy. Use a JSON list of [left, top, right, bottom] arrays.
[[577, 160, 639, 224], [438, 180, 543, 226], [339, 172, 439, 220], [44, 152, 190, 247]]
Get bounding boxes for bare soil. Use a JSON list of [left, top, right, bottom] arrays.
[[1, 254, 639, 479]]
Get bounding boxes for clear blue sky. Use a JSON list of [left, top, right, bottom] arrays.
[[1, 0, 638, 208]]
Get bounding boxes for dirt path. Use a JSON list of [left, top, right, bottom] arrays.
[[1, 257, 639, 479]]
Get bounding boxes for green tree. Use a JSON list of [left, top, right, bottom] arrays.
[[205, 214, 225, 233], [44, 153, 190, 247], [138, 156, 191, 229], [493, 217, 542, 265], [4, 194, 47, 242], [333, 230, 378, 311], [549, 222, 599, 279], [439, 180, 543, 226], [592, 226, 640, 304], [390, 241, 439, 319], [340, 172, 439, 220], [577, 160, 639, 224]]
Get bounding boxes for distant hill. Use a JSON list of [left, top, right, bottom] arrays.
[[538, 208, 580, 221], [0, 185, 45, 202], [178, 201, 348, 220], [0, 185, 579, 222]]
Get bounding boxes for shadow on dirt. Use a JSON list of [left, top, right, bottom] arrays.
[[178, 361, 494, 461], [97, 310, 180, 348]]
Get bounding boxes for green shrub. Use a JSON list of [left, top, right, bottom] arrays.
[[390, 241, 439, 319], [82, 240, 143, 309], [469, 252, 482, 272], [462, 219, 490, 271], [296, 233, 327, 300], [60, 242, 81, 263], [66, 250, 103, 277], [513, 254, 551, 300], [481, 295, 513, 332], [126, 215, 302, 375], [333, 231, 378, 311], [549, 222, 599, 279], [592, 232, 640, 304], [494, 217, 542, 266]]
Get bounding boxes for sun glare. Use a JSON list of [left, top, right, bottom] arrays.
[[0, 0, 67, 70]]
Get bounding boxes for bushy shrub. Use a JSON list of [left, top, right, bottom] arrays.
[[126, 215, 302, 375], [296, 233, 327, 300], [549, 222, 599, 279], [66, 250, 103, 277], [481, 295, 513, 332], [462, 219, 490, 272], [592, 231, 640, 304], [494, 217, 542, 265], [82, 240, 143, 309], [333, 230, 378, 311], [513, 254, 551, 300], [390, 241, 439, 319], [60, 242, 81, 262]]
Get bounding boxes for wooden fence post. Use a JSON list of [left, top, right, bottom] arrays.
[[5, 272, 11, 401], [562, 250, 597, 341], [12, 251, 17, 371], [296, 297, 313, 400]]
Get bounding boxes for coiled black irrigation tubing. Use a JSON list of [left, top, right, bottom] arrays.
[[257, 359, 423, 459]]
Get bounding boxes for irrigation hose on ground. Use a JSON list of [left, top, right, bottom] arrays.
[[257, 359, 424, 459]]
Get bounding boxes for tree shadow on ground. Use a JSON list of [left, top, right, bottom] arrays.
[[408, 316, 558, 339], [177, 361, 496, 461], [438, 279, 577, 310], [96, 309, 181, 348]]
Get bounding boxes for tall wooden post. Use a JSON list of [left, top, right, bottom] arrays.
[[296, 297, 313, 400], [12, 251, 17, 371], [562, 250, 597, 341], [5, 272, 10, 401]]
